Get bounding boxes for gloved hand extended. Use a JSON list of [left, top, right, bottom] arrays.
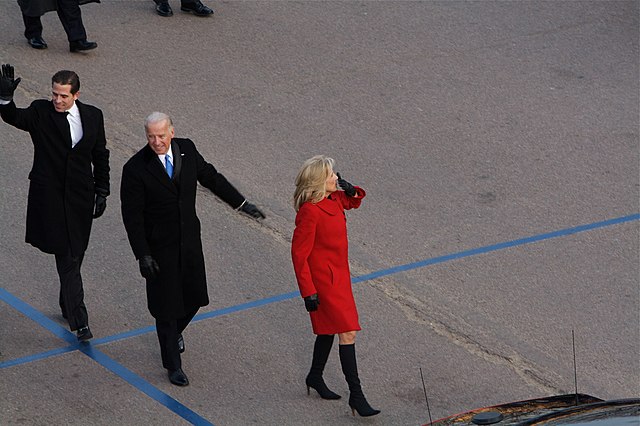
[[239, 201, 266, 219], [0, 64, 21, 101]]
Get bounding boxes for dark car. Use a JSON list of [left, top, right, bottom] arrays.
[[428, 394, 639, 425]]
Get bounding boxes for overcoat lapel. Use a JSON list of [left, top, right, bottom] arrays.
[[171, 141, 182, 186], [49, 108, 72, 149], [144, 146, 178, 193], [74, 101, 93, 148]]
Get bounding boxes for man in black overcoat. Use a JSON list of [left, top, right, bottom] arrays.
[[18, 0, 99, 52], [0, 65, 110, 342], [120, 112, 265, 386]]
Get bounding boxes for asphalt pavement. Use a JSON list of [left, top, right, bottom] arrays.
[[0, 1, 638, 425]]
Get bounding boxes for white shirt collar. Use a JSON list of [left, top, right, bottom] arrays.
[[66, 102, 80, 118], [160, 145, 173, 162]]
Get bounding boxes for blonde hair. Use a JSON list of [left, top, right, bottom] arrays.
[[293, 155, 335, 211]]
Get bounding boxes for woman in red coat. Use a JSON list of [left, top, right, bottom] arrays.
[[291, 155, 380, 417]]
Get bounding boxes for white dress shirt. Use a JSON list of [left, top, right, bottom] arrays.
[[66, 102, 83, 148], [159, 146, 174, 169]]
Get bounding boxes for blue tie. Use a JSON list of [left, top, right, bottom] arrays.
[[165, 155, 173, 177]]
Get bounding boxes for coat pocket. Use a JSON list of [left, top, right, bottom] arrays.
[[327, 264, 335, 286]]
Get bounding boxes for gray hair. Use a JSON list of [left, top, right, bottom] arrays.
[[144, 111, 173, 129]]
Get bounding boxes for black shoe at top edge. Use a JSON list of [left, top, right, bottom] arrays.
[[28, 36, 48, 49], [70, 40, 97, 52]]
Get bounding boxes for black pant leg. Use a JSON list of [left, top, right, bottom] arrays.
[[22, 13, 43, 39], [177, 308, 198, 334], [156, 308, 198, 370], [55, 0, 87, 42], [156, 318, 181, 370], [55, 250, 88, 331], [59, 287, 66, 318]]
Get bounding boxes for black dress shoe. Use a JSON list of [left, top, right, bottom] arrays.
[[168, 368, 189, 386], [155, 1, 173, 16], [177, 334, 185, 353], [180, 1, 213, 16], [27, 36, 48, 49], [77, 326, 93, 342], [69, 40, 97, 52]]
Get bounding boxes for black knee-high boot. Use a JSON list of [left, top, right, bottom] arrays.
[[306, 334, 341, 400], [339, 343, 380, 417]]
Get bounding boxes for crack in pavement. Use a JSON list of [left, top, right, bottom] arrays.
[[365, 273, 567, 396]]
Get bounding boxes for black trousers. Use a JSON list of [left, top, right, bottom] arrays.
[[22, 0, 87, 42], [55, 249, 88, 331], [155, 308, 198, 370]]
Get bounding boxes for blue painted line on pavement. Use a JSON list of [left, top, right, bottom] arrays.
[[78, 344, 214, 426], [0, 346, 77, 369], [0, 287, 77, 344], [0, 213, 637, 424], [0, 288, 214, 426], [353, 213, 640, 283], [193, 290, 299, 322], [3, 212, 639, 366], [194, 213, 640, 312], [92, 324, 156, 345]]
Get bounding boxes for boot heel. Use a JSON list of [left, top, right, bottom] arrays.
[[349, 400, 380, 417], [306, 385, 311, 396]]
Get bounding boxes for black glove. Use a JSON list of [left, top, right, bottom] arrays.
[[336, 173, 356, 197], [304, 293, 319, 312], [93, 194, 107, 218], [0, 64, 21, 102], [240, 201, 266, 219], [139, 255, 160, 280]]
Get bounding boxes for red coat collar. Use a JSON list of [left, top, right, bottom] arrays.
[[314, 195, 341, 215]]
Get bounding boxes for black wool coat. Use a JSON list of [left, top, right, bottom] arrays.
[[18, 0, 100, 17], [120, 138, 245, 320], [0, 99, 110, 256]]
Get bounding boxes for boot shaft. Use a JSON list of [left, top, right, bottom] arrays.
[[309, 334, 335, 375], [307, 334, 342, 400], [339, 343, 380, 417], [339, 343, 362, 392]]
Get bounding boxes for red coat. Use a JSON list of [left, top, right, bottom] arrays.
[[291, 187, 366, 335]]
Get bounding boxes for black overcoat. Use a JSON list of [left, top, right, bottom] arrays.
[[0, 99, 110, 256], [120, 138, 245, 320], [17, 0, 99, 17]]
